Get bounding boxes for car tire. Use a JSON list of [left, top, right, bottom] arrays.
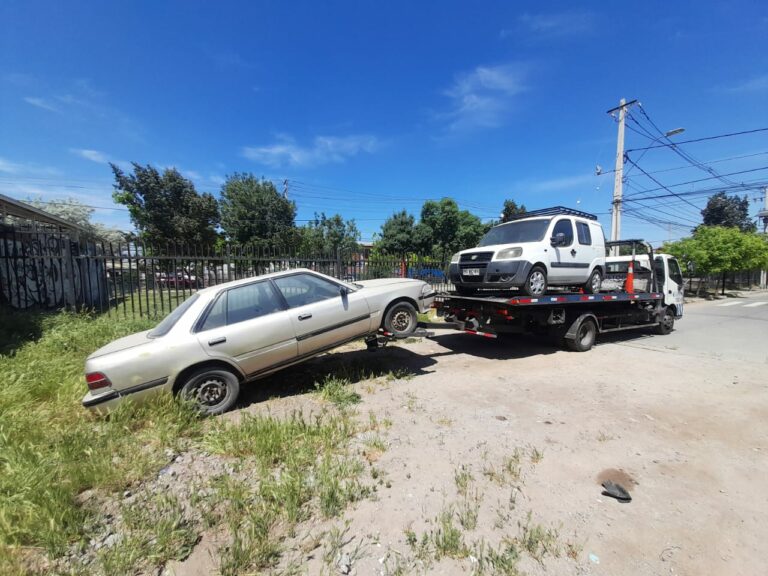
[[566, 318, 597, 352], [383, 301, 418, 337], [655, 306, 675, 335], [179, 367, 240, 415], [522, 266, 547, 297], [455, 285, 477, 296], [584, 269, 602, 294]]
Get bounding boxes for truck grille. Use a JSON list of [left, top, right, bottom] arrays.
[[459, 252, 493, 263]]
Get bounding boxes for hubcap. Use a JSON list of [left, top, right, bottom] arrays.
[[591, 273, 601, 291], [196, 377, 227, 406], [392, 309, 412, 332], [529, 272, 545, 295]]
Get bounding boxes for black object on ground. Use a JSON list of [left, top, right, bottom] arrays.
[[602, 480, 632, 502]]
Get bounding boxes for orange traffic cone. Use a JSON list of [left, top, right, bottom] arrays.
[[625, 260, 635, 293]]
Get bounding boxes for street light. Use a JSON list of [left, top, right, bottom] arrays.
[[610, 118, 685, 252]]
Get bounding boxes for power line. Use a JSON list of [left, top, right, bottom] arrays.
[[623, 157, 702, 210], [626, 126, 768, 152], [624, 165, 768, 198]]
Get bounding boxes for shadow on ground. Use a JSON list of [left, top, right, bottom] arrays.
[[0, 306, 45, 356]]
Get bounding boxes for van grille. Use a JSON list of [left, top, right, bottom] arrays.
[[459, 252, 493, 263]]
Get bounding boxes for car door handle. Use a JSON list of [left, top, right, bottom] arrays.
[[208, 337, 227, 346], [298, 313, 313, 321], [570, 249, 577, 256]]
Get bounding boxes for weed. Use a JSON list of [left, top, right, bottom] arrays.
[[529, 446, 544, 464], [436, 416, 454, 427], [456, 488, 482, 530], [403, 391, 421, 412], [314, 375, 361, 407], [472, 538, 521, 576], [432, 508, 468, 560], [515, 512, 560, 563], [454, 466, 473, 497], [596, 430, 614, 442]]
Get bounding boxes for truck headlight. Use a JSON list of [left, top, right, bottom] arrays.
[[495, 247, 523, 260], [450, 252, 461, 264]]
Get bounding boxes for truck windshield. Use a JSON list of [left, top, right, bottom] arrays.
[[478, 219, 551, 246]]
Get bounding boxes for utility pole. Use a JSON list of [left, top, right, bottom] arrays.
[[607, 98, 637, 254]]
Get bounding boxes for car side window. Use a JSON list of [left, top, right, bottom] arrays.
[[226, 281, 285, 325], [274, 273, 341, 307], [199, 292, 227, 331], [576, 222, 592, 245], [552, 219, 574, 246]]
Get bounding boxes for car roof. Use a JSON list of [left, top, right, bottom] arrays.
[[196, 267, 330, 295]]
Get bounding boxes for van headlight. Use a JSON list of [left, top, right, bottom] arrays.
[[450, 252, 461, 264], [495, 247, 523, 260]]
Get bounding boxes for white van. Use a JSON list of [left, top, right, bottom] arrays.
[[448, 207, 606, 297]]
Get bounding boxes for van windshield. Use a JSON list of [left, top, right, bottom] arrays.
[[478, 219, 551, 247]]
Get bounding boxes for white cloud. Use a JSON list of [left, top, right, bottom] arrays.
[[507, 10, 595, 38], [725, 74, 768, 93], [24, 96, 59, 112], [440, 64, 528, 133], [70, 148, 110, 163], [530, 173, 597, 193], [242, 135, 380, 168]]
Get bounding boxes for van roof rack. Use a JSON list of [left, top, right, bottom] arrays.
[[506, 206, 598, 221]]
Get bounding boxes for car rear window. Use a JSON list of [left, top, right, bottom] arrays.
[[148, 294, 199, 338]]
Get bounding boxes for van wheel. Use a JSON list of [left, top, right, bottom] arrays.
[[179, 368, 240, 415], [523, 266, 547, 297], [455, 285, 477, 296], [566, 318, 597, 352], [383, 301, 418, 336], [655, 307, 675, 335], [584, 269, 602, 294]]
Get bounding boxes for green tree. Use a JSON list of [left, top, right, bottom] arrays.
[[500, 199, 527, 222], [700, 192, 756, 232], [377, 210, 417, 256], [419, 197, 485, 255], [219, 174, 296, 244], [26, 196, 125, 243], [299, 212, 360, 254], [111, 163, 220, 246]]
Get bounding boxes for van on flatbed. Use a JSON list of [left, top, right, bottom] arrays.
[[432, 240, 683, 352]]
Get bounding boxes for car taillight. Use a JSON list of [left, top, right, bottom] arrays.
[[86, 372, 111, 391]]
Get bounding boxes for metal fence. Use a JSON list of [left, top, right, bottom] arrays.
[[0, 231, 452, 319]]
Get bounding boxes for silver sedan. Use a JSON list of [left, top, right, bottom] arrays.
[[82, 269, 435, 414]]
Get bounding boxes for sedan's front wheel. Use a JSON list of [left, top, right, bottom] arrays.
[[179, 368, 240, 415], [383, 301, 418, 337]]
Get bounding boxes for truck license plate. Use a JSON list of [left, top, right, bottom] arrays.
[[463, 268, 480, 276]]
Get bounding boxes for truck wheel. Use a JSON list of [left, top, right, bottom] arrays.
[[566, 318, 597, 352], [179, 367, 240, 415], [522, 266, 547, 297], [383, 301, 418, 336], [584, 269, 602, 294], [455, 285, 477, 296], [655, 307, 675, 335]]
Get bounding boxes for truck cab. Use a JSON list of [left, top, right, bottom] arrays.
[[605, 252, 684, 317]]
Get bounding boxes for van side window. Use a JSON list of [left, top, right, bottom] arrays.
[[552, 219, 574, 246], [576, 222, 592, 245]]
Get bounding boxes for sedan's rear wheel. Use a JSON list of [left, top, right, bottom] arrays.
[[383, 301, 418, 337], [179, 368, 240, 415]]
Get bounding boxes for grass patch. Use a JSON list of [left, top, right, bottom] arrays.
[[314, 375, 362, 407], [0, 310, 203, 568]]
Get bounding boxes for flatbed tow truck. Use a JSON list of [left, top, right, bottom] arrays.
[[371, 240, 684, 352]]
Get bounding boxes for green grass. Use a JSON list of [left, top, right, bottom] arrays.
[[0, 309, 204, 572]]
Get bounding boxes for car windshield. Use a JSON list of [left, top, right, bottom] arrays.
[[478, 219, 551, 246], [148, 294, 199, 338]]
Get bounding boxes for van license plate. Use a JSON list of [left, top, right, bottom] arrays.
[[463, 268, 480, 276]]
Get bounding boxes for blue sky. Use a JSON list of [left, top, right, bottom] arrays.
[[1, 0, 767, 245]]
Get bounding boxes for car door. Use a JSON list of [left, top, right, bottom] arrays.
[[195, 280, 298, 378], [655, 256, 685, 316], [548, 218, 578, 282], [273, 272, 372, 357]]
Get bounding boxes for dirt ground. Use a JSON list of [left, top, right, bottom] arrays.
[[169, 306, 767, 576]]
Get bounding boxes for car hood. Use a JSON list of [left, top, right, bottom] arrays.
[[88, 330, 153, 359], [459, 242, 540, 255], [355, 278, 423, 289]]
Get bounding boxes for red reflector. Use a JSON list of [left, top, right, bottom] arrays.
[[86, 372, 111, 390]]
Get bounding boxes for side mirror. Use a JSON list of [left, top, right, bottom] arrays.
[[339, 285, 349, 297], [550, 233, 566, 247]]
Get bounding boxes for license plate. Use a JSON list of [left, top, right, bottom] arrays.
[[463, 268, 480, 276]]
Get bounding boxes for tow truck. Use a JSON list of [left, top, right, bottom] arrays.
[[423, 240, 684, 352]]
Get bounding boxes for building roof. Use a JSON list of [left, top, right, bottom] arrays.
[[0, 193, 90, 233]]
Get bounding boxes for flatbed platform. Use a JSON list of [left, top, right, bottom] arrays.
[[436, 290, 664, 306]]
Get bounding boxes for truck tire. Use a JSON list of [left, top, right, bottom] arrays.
[[383, 301, 418, 337], [522, 266, 547, 297], [584, 269, 602, 294], [566, 318, 597, 352], [655, 307, 675, 335], [455, 285, 477, 296]]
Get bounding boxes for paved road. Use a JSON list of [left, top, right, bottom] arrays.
[[614, 291, 768, 365]]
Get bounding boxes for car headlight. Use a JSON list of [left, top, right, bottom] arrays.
[[495, 247, 523, 260], [450, 252, 461, 264], [420, 283, 433, 296]]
